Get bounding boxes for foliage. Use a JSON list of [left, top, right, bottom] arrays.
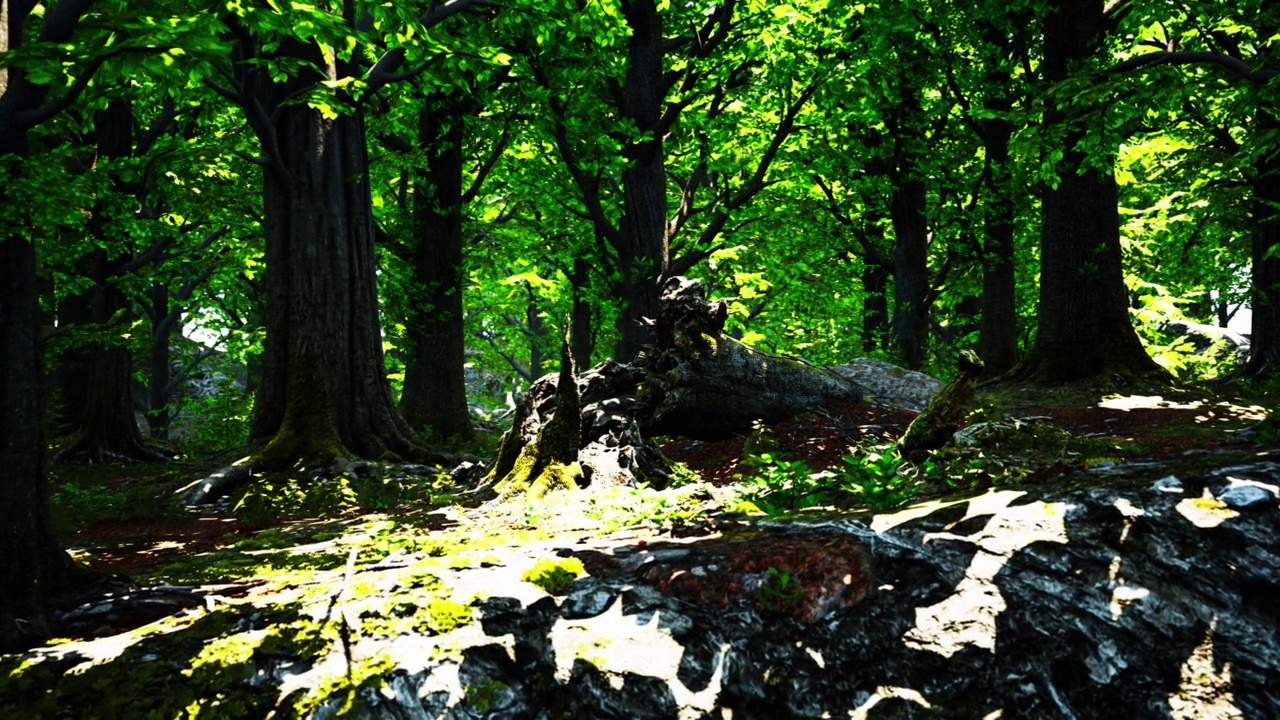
[[521, 556, 585, 594], [735, 443, 919, 514], [758, 567, 806, 612]]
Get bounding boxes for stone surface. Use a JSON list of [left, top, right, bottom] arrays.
[[826, 358, 943, 412], [12, 459, 1280, 719]]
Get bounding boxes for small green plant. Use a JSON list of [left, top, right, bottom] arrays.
[[735, 444, 919, 513], [758, 566, 806, 611], [181, 374, 252, 455], [49, 481, 128, 514], [521, 556, 585, 593], [839, 447, 918, 509]]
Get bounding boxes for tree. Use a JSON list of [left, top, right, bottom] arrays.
[[514, 0, 827, 362], [0, 0, 123, 653], [202, 1, 491, 466], [1007, 0, 1163, 382], [1108, 1, 1279, 375]]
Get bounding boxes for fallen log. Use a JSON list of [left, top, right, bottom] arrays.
[[641, 277, 864, 438], [480, 277, 869, 495]]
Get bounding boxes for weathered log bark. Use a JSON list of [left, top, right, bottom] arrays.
[[641, 277, 864, 438], [898, 350, 984, 461], [483, 277, 867, 493]]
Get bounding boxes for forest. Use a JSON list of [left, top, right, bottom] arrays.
[[2, 0, 1280, 716]]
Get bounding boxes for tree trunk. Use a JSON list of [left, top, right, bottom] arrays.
[[977, 117, 1020, 375], [247, 46, 421, 465], [1007, 0, 1162, 383], [1246, 110, 1280, 375], [890, 173, 929, 370], [55, 99, 161, 461], [570, 256, 595, 370], [616, 0, 669, 362], [145, 282, 181, 440], [0, 2, 94, 650], [399, 101, 475, 443], [861, 261, 890, 353], [0, 234, 88, 652]]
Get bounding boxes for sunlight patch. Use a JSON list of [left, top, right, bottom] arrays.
[[1167, 617, 1243, 720], [549, 600, 727, 712], [1175, 491, 1239, 529], [848, 685, 933, 718], [903, 498, 1070, 657]]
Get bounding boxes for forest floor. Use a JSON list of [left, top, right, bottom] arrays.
[[7, 381, 1274, 715], [50, 382, 1271, 590]]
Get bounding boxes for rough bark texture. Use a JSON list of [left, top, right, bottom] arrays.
[[0, 234, 83, 653], [642, 278, 864, 438], [898, 350, 983, 460], [1008, 0, 1163, 384], [0, 0, 98, 652], [1246, 109, 1280, 376], [245, 37, 421, 467], [398, 101, 474, 443], [615, 0, 669, 362]]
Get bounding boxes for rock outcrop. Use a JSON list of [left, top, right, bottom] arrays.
[[13, 456, 1280, 718]]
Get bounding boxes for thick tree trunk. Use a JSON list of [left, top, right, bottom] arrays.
[[1246, 110, 1280, 375], [55, 99, 161, 461], [977, 117, 1020, 375], [399, 102, 474, 443], [248, 64, 420, 466], [1007, 0, 1162, 383], [0, 235, 88, 652], [0, 0, 100, 653], [616, 0, 669, 362], [890, 173, 929, 370]]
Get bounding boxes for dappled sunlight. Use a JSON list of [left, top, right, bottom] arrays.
[[1167, 617, 1243, 720], [903, 494, 1070, 657], [1096, 395, 1266, 425], [549, 600, 729, 711]]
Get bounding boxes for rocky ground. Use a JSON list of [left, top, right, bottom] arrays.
[[3, 387, 1278, 719]]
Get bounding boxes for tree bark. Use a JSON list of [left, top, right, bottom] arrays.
[[861, 262, 890, 353], [1007, 0, 1162, 383], [245, 37, 421, 466], [1246, 109, 1280, 375], [616, 0, 669, 362], [398, 100, 475, 443], [977, 116, 1020, 375], [890, 172, 929, 370], [570, 256, 595, 370], [55, 99, 165, 461], [0, 0, 96, 652]]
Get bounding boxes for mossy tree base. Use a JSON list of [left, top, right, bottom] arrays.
[[899, 351, 984, 461], [490, 336, 583, 500]]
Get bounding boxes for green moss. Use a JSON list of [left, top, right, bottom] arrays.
[[521, 556, 585, 594], [464, 677, 509, 713]]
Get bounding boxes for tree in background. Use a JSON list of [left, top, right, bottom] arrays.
[[1009, 0, 1164, 382]]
